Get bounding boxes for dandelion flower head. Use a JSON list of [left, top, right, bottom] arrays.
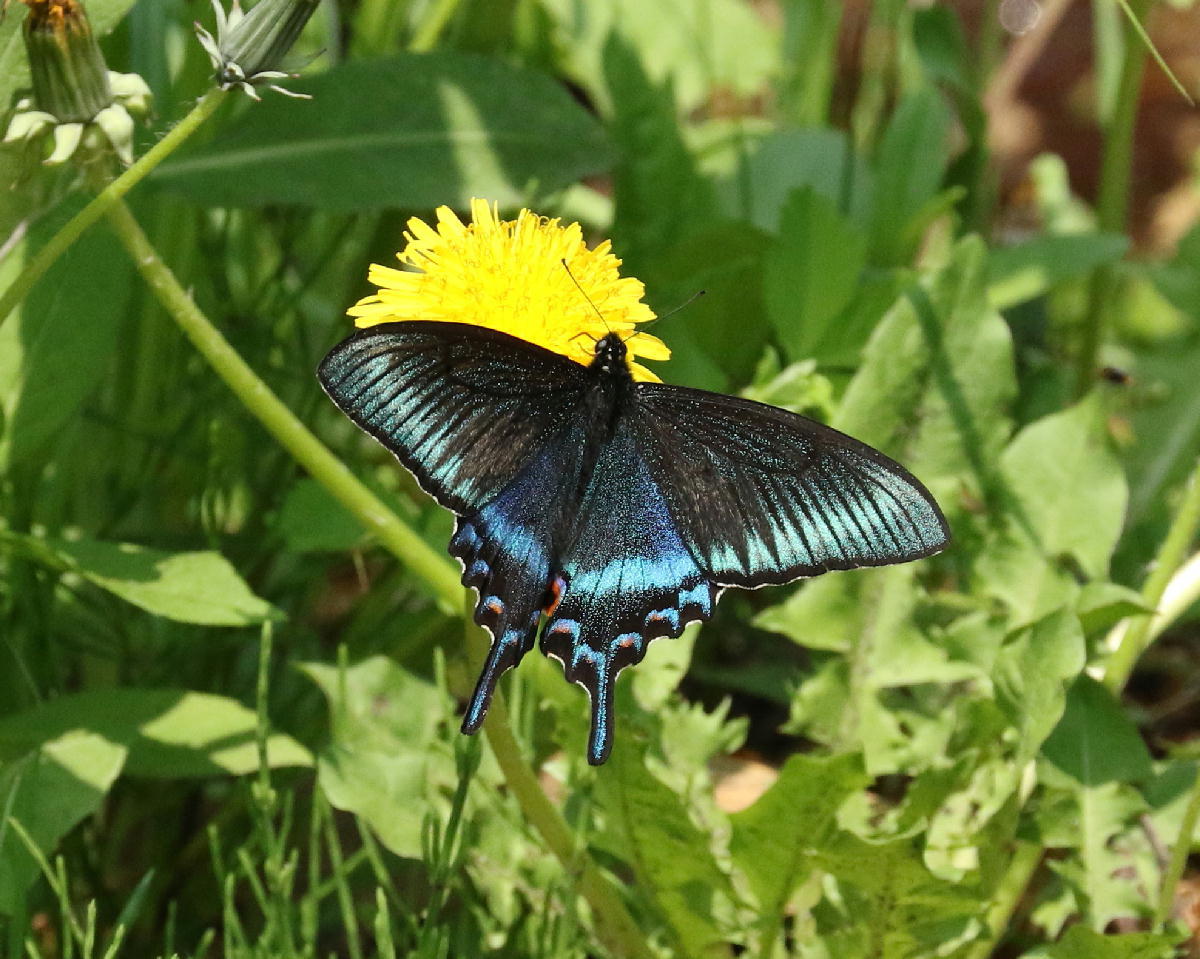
[[347, 198, 670, 382]]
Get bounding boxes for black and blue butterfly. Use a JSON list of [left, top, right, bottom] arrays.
[[318, 322, 949, 765]]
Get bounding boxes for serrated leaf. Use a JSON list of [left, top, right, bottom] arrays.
[[153, 53, 612, 211], [0, 689, 310, 777], [813, 832, 983, 958], [730, 752, 868, 919], [301, 657, 453, 858], [604, 32, 717, 283], [0, 732, 126, 916], [49, 537, 281, 626], [1042, 677, 1154, 929], [594, 734, 735, 957]]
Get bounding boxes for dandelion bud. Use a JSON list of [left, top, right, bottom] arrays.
[[195, 0, 320, 100], [3, 0, 152, 166]]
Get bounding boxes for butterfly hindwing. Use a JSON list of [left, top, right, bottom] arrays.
[[540, 420, 717, 765], [453, 428, 589, 732], [317, 321, 589, 513], [632, 383, 949, 587]]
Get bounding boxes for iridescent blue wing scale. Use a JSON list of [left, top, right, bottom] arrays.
[[318, 322, 591, 729], [317, 322, 586, 513], [536, 384, 948, 764], [540, 418, 717, 765], [631, 383, 949, 587]]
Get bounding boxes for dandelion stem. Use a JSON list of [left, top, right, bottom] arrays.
[[964, 842, 1042, 959], [0, 88, 227, 332], [105, 197, 655, 959]]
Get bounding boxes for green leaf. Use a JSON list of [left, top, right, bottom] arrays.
[[541, 0, 779, 115], [730, 752, 868, 919], [0, 732, 126, 916], [812, 832, 983, 957], [726, 128, 873, 234], [301, 657, 454, 858], [604, 33, 717, 278], [869, 88, 953, 265], [0, 689, 311, 777], [650, 221, 771, 386], [153, 53, 613, 211], [1075, 582, 1153, 637], [977, 395, 1128, 624], [1023, 925, 1181, 959], [993, 609, 1086, 765], [49, 537, 281, 627], [0, 0, 138, 111], [836, 235, 1017, 509], [987, 233, 1129, 309], [1043, 676, 1153, 786], [275, 478, 364, 554], [0, 211, 132, 468], [1041, 677, 1154, 929], [594, 734, 735, 957], [764, 188, 869, 364]]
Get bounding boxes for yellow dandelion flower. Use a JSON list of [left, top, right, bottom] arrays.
[[347, 198, 671, 382]]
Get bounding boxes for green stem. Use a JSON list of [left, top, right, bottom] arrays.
[[105, 198, 462, 606], [1105, 457, 1200, 694], [107, 197, 653, 959], [1073, 0, 1152, 398], [964, 841, 1042, 959], [0, 88, 226, 332], [1154, 765, 1200, 930]]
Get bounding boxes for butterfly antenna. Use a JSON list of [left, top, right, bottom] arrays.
[[561, 258, 613, 333], [643, 288, 705, 331], [624, 288, 706, 345]]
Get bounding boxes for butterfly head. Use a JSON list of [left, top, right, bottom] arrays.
[[592, 333, 629, 376]]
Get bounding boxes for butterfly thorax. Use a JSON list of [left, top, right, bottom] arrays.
[[590, 333, 629, 377], [558, 333, 637, 537]]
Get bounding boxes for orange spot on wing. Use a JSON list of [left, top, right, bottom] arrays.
[[483, 598, 503, 616], [543, 575, 565, 616], [618, 636, 637, 649]]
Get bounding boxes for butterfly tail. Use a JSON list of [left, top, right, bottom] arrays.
[[586, 657, 617, 766], [461, 625, 536, 734], [452, 517, 545, 735]]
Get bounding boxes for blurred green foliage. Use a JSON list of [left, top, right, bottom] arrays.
[[1, 0, 1199, 957]]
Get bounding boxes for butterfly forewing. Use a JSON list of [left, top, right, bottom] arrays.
[[632, 383, 949, 588], [317, 322, 589, 513]]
